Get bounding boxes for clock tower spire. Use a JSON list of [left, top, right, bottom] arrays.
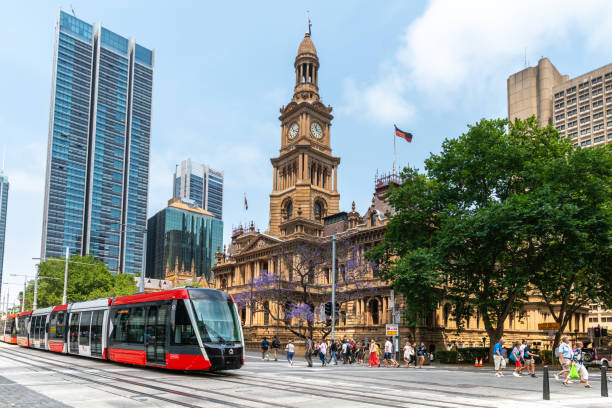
[[269, 32, 340, 238]]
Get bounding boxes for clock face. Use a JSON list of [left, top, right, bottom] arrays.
[[288, 123, 299, 139], [310, 122, 323, 139]]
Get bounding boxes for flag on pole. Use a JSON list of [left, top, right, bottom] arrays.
[[394, 125, 413, 142], [307, 11, 312, 35], [244, 194, 248, 211]]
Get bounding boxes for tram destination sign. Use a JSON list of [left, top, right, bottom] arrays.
[[538, 322, 560, 331]]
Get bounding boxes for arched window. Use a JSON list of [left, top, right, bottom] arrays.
[[370, 212, 377, 226], [284, 200, 293, 220], [443, 303, 451, 326], [370, 299, 379, 325], [314, 201, 322, 220]]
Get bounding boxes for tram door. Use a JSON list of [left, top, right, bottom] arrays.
[[32, 317, 39, 347], [69, 313, 80, 354], [79, 312, 92, 355], [90, 311, 104, 358], [145, 304, 168, 365]]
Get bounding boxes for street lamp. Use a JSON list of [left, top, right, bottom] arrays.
[[9, 274, 29, 312]]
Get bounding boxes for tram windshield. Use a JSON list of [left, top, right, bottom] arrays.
[[189, 297, 241, 343]]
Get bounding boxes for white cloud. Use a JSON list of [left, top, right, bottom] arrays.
[[346, 0, 612, 122]]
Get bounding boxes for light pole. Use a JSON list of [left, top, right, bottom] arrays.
[[331, 232, 336, 341], [9, 274, 29, 312], [63, 247, 69, 304], [0, 283, 8, 316]]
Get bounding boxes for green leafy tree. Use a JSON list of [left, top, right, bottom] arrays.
[[22, 254, 137, 308], [369, 117, 612, 356]]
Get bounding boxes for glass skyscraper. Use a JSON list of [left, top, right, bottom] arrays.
[[173, 159, 224, 220], [0, 169, 8, 284], [146, 198, 223, 282], [41, 10, 153, 274]]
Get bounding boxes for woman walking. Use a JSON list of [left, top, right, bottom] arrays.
[[369, 339, 380, 367], [403, 341, 413, 367], [510, 342, 522, 377], [568, 341, 591, 388], [285, 340, 295, 366], [319, 340, 328, 367]]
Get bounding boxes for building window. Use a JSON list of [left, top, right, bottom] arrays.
[[284, 200, 293, 220], [314, 201, 322, 220], [370, 213, 377, 226]]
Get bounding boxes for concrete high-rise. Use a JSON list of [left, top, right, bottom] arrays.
[[41, 10, 154, 274], [173, 159, 224, 220], [0, 169, 8, 284], [508, 58, 612, 148]]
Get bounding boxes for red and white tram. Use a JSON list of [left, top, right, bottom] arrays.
[[16, 310, 33, 347], [1, 313, 18, 344], [6, 288, 244, 371]]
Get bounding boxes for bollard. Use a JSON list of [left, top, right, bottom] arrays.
[[543, 365, 550, 400], [602, 365, 608, 398]]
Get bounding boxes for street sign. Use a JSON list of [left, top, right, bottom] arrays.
[[393, 311, 401, 324], [538, 322, 560, 331], [386, 324, 399, 336]]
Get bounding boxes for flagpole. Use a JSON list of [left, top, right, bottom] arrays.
[[393, 125, 397, 177]]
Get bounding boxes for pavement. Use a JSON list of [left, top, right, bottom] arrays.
[[0, 342, 610, 407]]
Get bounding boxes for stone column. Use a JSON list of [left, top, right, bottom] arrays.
[[333, 166, 337, 191], [273, 167, 277, 191]]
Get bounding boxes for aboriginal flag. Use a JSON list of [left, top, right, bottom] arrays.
[[394, 125, 413, 143]]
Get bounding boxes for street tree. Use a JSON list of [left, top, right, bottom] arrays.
[[234, 239, 378, 340], [22, 254, 137, 308], [368, 117, 610, 356]]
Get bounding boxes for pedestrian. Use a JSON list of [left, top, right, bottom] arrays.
[[285, 340, 295, 366], [369, 339, 380, 367], [523, 340, 538, 378], [384, 337, 400, 368], [319, 340, 328, 366], [327, 340, 338, 365], [570, 341, 591, 388], [341, 339, 349, 364], [349, 339, 356, 364], [403, 341, 413, 367], [417, 342, 427, 368], [493, 338, 506, 377], [305, 336, 313, 367], [261, 337, 270, 361], [271, 335, 281, 361], [510, 342, 522, 377], [555, 337, 572, 384]]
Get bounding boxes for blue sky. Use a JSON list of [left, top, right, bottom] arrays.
[[2, 0, 612, 307]]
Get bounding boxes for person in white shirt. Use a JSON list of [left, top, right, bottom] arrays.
[[285, 340, 295, 366], [383, 337, 400, 368], [403, 341, 413, 367], [319, 341, 328, 367]]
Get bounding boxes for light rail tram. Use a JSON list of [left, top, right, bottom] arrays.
[[0, 288, 244, 371]]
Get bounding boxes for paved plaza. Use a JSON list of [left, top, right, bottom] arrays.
[[0, 342, 609, 408]]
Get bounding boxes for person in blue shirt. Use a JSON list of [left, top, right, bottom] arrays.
[[571, 341, 591, 388], [555, 336, 572, 384], [493, 338, 506, 377], [417, 342, 427, 368]]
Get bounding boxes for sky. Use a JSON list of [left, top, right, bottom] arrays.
[[2, 0, 612, 308]]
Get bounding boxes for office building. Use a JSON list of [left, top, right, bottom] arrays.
[[145, 198, 223, 284], [173, 159, 224, 220], [41, 10, 154, 274], [0, 169, 8, 284], [508, 58, 612, 148]]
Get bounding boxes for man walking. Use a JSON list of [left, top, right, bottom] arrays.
[[417, 342, 427, 368], [555, 337, 572, 384], [271, 336, 281, 361], [319, 340, 328, 367], [493, 338, 506, 377], [384, 337, 400, 368], [305, 336, 313, 367], [327, 340, 339, 365], [523, 340, 538, 377], [261, 337, 270, 361], [341, 339, 349, 364]]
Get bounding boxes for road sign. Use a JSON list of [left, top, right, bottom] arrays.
[[538, 322, 560, 331], [393, 311, 401, 324], [386, 324, 399, 336]]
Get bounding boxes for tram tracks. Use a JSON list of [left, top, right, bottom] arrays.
[[0, 346, 491, 408], [0, 347, 271, 408]]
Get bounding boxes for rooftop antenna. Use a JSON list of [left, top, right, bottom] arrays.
[[307, 10, 312, 35], [70, 5, 76, 16]]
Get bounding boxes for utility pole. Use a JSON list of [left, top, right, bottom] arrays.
[[62, 246, 69, 304], [33, 266, 38, 310], [140, 229, 146, 292], [331, 232, 336, 341]]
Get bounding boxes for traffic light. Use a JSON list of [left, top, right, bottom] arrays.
[[594, 327, 601, 337], [324, 302, 332, 317], [603, 328, 608, 337]]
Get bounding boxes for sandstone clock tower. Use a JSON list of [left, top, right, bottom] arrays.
[[269, 33, 340, 237]]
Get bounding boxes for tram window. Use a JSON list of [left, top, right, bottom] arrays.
[[49, 313, 57, 337], [79, 312, 92, 346], [127, 307, 145, 344], [172, 300, 198, 345], [56, 312, 65, 338], [112, 309, 130, 343]]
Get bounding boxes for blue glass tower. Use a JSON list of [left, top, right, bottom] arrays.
[[173, 159, 224, 220], [0, 170, 8, 284], [41, 10, 154, 275]]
